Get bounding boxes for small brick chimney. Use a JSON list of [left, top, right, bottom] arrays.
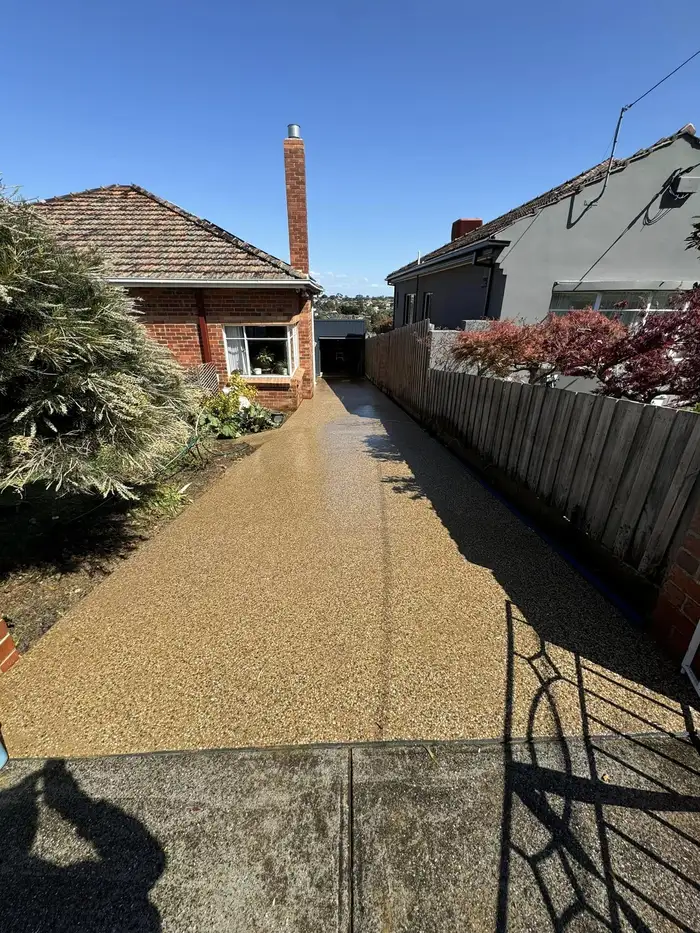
[[451, 218, 483, 241], [283, 124, 309, 274]]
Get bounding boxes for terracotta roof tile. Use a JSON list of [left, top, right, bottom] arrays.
[[34, 184, 310, 284]]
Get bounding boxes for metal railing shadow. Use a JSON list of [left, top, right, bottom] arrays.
[[497, 601, 700, 932]]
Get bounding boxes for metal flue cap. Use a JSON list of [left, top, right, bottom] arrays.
[[287, 124, 301, 138]]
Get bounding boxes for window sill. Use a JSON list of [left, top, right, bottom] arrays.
[[243, 367, 303, 386], [244, 375, 293, 385]]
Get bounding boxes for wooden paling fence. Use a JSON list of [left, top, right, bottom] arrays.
[[365, 317, 432, 420], [365, 321, 700, 581]]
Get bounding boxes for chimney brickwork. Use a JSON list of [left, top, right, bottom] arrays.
[[283, 127, 314, 399], [451, 218, 483, 241], [284, 136, 309, 274]]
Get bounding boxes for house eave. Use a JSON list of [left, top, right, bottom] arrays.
[[387, 238, 510, 284], [107, 276, 323, 293]]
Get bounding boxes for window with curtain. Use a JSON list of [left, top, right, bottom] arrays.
[[224, 325, 299, 376]]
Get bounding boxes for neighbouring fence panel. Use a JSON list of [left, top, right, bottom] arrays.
[[365, 319, 431, 420], [365, 323, 700, 582]]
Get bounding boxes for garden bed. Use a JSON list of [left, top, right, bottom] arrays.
[[0, 438, 253, 653]]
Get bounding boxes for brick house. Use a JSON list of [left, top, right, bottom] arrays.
[[35, 125, 320, 411]]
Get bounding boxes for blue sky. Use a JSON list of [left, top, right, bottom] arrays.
[[3, 1, 700, 296]]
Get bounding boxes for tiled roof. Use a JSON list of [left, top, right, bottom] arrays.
[[34, 184, 310, 283], [388, 127, 698, 280]]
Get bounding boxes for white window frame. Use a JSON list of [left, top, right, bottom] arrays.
[[223, 324, 299, 378], [422, 292, 433, 320]]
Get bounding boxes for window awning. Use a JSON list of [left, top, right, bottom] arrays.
[[552, 279, 697, 292]]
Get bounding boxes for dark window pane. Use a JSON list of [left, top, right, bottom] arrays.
[[249, 341, 290, 374], [245, 326, 287, 339], [549, 291, 598, 311], [649, 290, 678, 310], [598, 291, 649, 311]]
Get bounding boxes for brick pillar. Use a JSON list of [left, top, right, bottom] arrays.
[[298, 293, 314, 399], [651, 507, 700, 671], [283, 127, 309, 275], [0, 618, 20, 673]]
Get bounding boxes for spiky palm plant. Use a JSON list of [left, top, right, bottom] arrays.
[[0, 183, 195, 498]]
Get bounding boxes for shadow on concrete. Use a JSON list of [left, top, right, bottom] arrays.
[[497, 602, 700, 932], [330, 379, 700, 929], [0, 759, 165, 932]]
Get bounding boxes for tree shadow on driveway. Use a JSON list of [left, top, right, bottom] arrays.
[[0, 758, 165, 932]]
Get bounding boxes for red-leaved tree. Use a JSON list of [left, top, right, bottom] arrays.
[[451, 320, 537, 379], [453, 302, 700, 407], [453, 311, 626, 386]]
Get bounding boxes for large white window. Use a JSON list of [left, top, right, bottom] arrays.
[[550, 289, 682, 327], [224, 325, 299, 377]]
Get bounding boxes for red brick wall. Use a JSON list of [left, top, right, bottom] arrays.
[[0, 618, 20, 674], [133, 286, 314, 409], [283, 136, 309, 275], [651, 507, 700, 671], [297, 295, 314, 399]]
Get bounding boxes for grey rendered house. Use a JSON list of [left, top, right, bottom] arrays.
[[387, 125, 700, 330]]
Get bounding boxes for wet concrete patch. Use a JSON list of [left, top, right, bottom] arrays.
[[0, 747, 350, 933], [351, 735, 700, 932], [1, 736, 698, 931]]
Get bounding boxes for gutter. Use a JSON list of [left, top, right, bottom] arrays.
[[387, 238, 510, 284], [108, 277, 323, 293]]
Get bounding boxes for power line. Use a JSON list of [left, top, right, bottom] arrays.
[[587, 47, 700, 207], [623, 46, 700, 113]]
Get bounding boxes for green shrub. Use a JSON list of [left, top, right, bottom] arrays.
[[0, 184, 195, 498], [136, 482, 190, 518], [239, 403, 279, 433], [226, 371, 257, 404], [198, 391, 279, 439]]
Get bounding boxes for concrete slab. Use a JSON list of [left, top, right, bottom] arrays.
[[352, 735, 700, 932], [0, 747, 349, 933], [1, 736, 698, 931]]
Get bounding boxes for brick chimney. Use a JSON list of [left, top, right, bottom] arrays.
[[283, 124, 309, 274], [451, 218, 483, 241]]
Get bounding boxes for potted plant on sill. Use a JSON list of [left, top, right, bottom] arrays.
[[254, 347, 275, 374], [274, 360, 289, 376]]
